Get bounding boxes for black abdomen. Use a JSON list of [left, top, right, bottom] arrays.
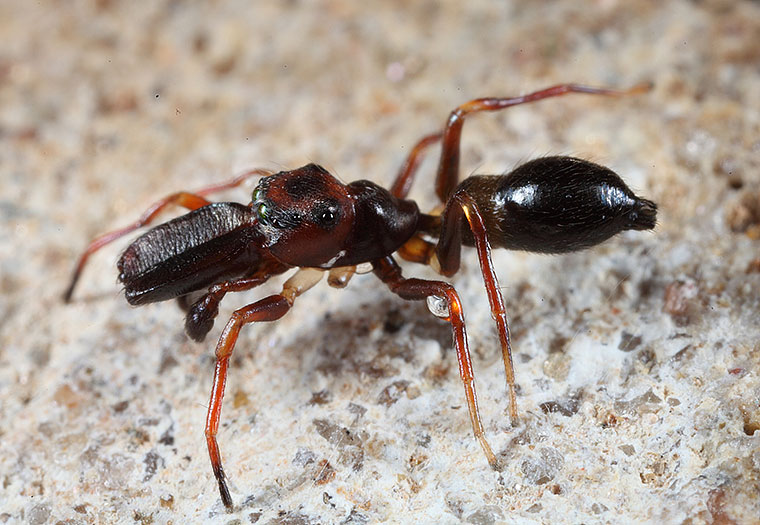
[[118, 202, 260, 305], [458, 157, 657, 253]]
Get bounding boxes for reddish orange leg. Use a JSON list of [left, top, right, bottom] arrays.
[[372, 256, 498, 468], [439, 191, 518, 422], [185, 276, 272, 342], [384, 132, 443, 270], [192, 168, 274, 197], [397, 83, 651, 266], [435, 82, 652, 201], [63, 168, 272, 302], [390, 132, 443, 199], [206, 295, 291, 510], [206, 269, 323, 511]]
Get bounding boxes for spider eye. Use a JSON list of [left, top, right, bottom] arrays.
[[252, 188, 262, 202], [257, 202, 269, 223], [313, 201, 340, 229], [257, 202, 288, 228]]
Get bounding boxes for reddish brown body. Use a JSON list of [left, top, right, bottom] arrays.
[[64, 82, 656, 511]]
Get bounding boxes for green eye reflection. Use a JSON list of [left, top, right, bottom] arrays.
[[252, 187, 263, 202], [257, 202, 269, 223]]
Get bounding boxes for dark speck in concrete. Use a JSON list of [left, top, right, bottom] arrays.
[[619, 331, 643, 352]]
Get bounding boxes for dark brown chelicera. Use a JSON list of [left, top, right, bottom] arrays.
[[64, 83, 657, 511]]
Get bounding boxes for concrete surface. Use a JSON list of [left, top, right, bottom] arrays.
[[1, 1, 758, 523]]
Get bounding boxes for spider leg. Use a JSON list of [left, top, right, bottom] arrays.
[[436, 190, 518, 423], [205, 268, 323, 511], [63, 168, 272, 302], [390, 132, 442, 199], [372, 256, 499, 468], [185, 276, 270, 342], [434, 82, 651, 201]]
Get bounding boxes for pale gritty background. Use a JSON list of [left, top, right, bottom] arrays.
[[1, 1, 759, 524]]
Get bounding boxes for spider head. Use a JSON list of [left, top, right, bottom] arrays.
[[251, 164, 355, 267]]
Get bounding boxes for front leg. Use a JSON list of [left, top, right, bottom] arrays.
[[205, 268, 323, 511], [206, 294, 291, 511], [64, 167, 273, 302], [64, 192, 213, 302]]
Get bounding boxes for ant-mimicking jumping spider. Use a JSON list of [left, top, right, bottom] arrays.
[[65, 82, 657, 511]]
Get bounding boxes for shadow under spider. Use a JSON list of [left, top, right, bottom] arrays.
[[281, 298, 452, 381]]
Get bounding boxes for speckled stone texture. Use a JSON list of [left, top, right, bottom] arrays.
[[1, 1, 759, 523]]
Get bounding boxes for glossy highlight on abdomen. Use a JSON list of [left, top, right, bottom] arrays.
[[458, 156, 657, 253]]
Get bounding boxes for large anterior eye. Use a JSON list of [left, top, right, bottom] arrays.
[[257, 202, 270, 223], [312, 201, 340, 229]]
